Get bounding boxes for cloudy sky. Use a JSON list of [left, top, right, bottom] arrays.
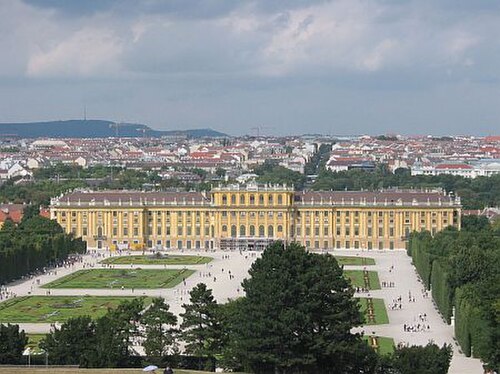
[[1, 0, 499, 135]]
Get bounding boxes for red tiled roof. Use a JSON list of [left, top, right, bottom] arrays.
[[0, 204, 25, 224]]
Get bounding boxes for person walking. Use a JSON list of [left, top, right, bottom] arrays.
[[164, 366, 174, 374]]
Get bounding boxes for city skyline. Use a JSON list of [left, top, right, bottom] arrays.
[[1, 0, 500, 136]]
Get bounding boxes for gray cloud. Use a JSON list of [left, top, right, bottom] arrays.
[[0, 0, 499, 135]]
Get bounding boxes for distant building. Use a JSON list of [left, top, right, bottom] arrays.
[[411, 161, 500, 178]]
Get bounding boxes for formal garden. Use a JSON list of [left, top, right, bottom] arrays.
[[101, 254, 213, 265], [42, 268, 194, 289], [344, 269, 381, 290], [358, 297, 389, 325], [0, 296, 151, 323], [334, 255, 375, 266], [363, 336, 395, 356]]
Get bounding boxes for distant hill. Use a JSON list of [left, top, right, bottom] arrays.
[[0, 120, 228, 139]]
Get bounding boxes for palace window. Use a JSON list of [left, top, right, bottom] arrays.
[[259, 225, 265, 237], [240, 195, 245, 204], [278, 195, 283, 205], [268, 225, 274, 237]]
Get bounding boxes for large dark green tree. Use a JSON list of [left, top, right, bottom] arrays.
[[40, 317, 96, 367], [0, 324, 28, 364], [389, 343, 452, 374], [92, 298, 144, 367], [228, 241, 374, 374], [141, 297, 178, 357], [180, 283, 223, 371]]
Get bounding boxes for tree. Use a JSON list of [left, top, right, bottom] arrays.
[[215, 168, 226, 178], [19, 215, 63, 235], [41, 317, 96, 367], [390, 343, 452, 374], [0, 324, 28, 364], [91, 298, 144, 367], [141, 297, 178, 357], [460, 215, 491, 232], [21, 205, 41, 222], [254, 162, 307, 189], [180, 283, 223, 371], [228, 241, 373, 374]]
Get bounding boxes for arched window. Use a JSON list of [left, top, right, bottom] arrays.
[[240, 225, 246, 236], [240, 195, 245, 205], [222, 225, 227, 232], [249, 225, 255, 236], [249, 195, 255, 205], [222, 195, 227, 205], [231, 225, 237, 238], [277, 225, 283, 233], [97, 227, 103, 237], [259, 194, 264, 205], [278, 194, 283, 205], [231, 194, 236, 204], [268, 225, 274, 237], [268, 195, 273, 205], [259, 225, 265, 237]]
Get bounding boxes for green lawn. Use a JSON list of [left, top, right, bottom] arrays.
[[0, 296, 151, 323], [358, 298, 389, 325], [42, 268, 194, 289], [101, 254, 213, 265], [363, 336, 395, 355], [344, 270, 381, 290], [335, 256, 375, 266]]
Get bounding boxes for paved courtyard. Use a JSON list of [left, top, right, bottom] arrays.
[[0, 248, 484, 373]]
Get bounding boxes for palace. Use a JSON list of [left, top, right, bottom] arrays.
[[50, 184, 461, 251]]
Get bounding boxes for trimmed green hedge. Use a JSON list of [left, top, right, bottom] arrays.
[[431, 259, 453, 323]]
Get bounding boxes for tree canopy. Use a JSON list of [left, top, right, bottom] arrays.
[[225, 241, 373, 373]]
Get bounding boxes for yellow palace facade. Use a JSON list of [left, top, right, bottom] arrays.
[[50, 184, 461, 251]]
